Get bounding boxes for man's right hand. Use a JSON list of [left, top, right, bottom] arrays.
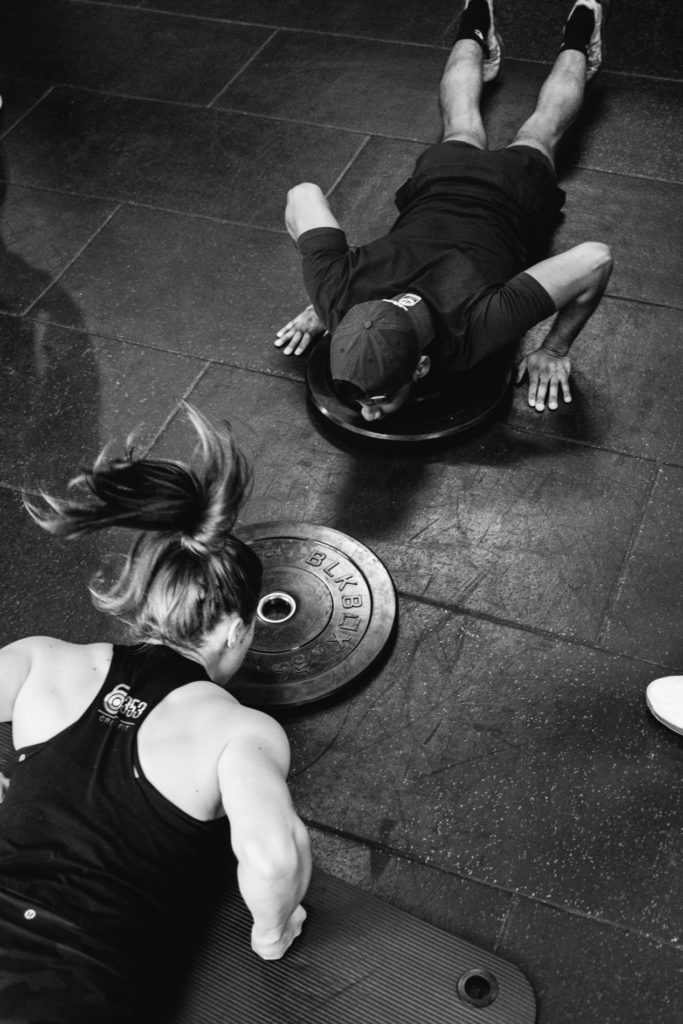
[[251, 904, 307, 960], [274, 306, 324, 356]]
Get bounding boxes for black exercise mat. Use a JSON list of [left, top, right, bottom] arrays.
[[0, 723, 12, 773], [167, 868, 536, 1024]]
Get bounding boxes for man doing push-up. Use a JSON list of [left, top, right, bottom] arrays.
[[276, 0, 613, 421]]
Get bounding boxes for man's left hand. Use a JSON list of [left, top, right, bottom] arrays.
[[516, 347, 572, 412]]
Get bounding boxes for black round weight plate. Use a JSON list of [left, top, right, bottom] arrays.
[[230, 522, 397, 709], [306, 336, 511, 445]]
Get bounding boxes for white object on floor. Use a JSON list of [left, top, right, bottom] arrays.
[[646, 675, 683, 735]]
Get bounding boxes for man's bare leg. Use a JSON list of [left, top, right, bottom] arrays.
[[439, 0, 502, 146], [439, 41, 488, 147], [509, 49, 588, 167], [509, 0, 608, 167]]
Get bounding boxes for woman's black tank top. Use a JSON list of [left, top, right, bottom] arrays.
[[0, 644, 231, 970]]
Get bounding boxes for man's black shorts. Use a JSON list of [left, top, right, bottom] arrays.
[[394, 140, 565, 259], [392, 142, 565, 366]]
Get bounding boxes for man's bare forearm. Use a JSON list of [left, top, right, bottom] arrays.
[[524, 241, 614, 357], [541, 284, 605, 357]]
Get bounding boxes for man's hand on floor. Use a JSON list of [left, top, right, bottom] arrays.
[[516, 347, 572, 412], [274, 305, 324, 356]]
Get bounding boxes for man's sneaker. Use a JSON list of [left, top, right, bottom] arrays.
[[646, 676, 683, 736], [565, 0, 610, 80], [462, 0, 503, 82], [482, 0, 502, 82]]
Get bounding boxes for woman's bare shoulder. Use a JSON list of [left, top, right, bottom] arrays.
[[24, 636, 114, 670]]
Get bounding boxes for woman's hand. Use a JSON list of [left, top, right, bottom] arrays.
[[251, 904, 307, 960]]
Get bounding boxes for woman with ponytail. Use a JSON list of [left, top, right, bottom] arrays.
[[0, 404, 311, 1023]]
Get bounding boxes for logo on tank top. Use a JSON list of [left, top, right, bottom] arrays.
[[99, 683, 148, 729]]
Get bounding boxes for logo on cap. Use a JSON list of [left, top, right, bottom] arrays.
[[384, 294, 421, 311]]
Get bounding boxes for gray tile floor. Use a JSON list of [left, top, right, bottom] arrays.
[[1, 2, 682, 1022]]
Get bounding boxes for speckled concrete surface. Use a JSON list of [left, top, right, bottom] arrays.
[[0, 2, 681, 1022]]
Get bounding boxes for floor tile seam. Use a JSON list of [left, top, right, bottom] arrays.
[[325, 136, 374, 200], [480, 54, 683, 87], [10, 365, 212, 496], [2, 297, 677, 476], [2, 80, 244, 114], [441, 11, 460, 41], [109, 197, 291, 235], [196, 357, 305, 386], [396, 586, 682, 672], [568, 162, 683, 189], [21, 204, 125, 319], [492, 895, 518, 954], [6, 369, 211, 496], [24, 77, 672, 170], [141, 367, 213, 455], [504, 58, 683, 86], [72, 0, 146, 9], [0, 178, 291, 235], [503, 889, 683, 952], [71, 0, 146, 9], [303, 820, 683, 950], [571, 287, 683, 317], [11, 83, 679, 163], [0, 80, 375, 132], [498, 419, 673, 467], [11, 85, 675, 186], [0, 309, 307, 384], [2, 23, 679, 89], [3, 173, 682, 258], [207, 28, 279, 108], [76, 5, 683, 84], [0, 310, 222, 365], [595, 464, 663, 648], [306, 818, 518, 912], [70, 0, 285, 28], [131, 7, 457, 51], [603, 292, 683, 316], [0, 85, 55, 142], [200, 102, 410, 142]]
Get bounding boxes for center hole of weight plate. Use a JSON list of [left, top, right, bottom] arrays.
[[257, 592, 297, 624]]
